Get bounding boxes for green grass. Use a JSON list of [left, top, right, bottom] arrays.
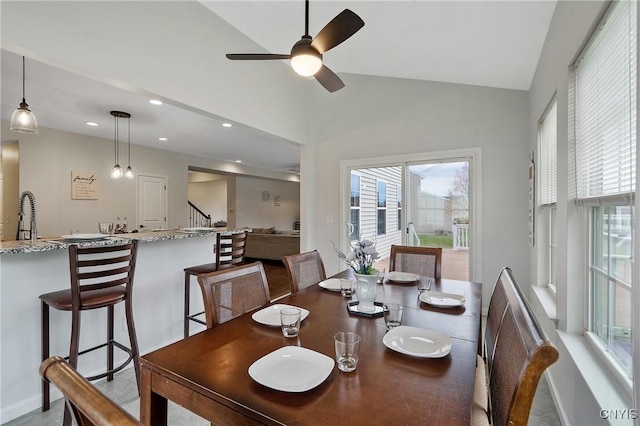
[[418, 234, 453, 248]]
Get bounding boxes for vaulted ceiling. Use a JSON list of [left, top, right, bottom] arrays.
[[1, 1, 556, 173]]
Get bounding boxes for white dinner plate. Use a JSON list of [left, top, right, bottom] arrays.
[[419, 291, 466, 307], [248, 346, 334, 392], [318, 278, 342, 292], [181, 227, 215, 233], [385, 271, 419, 283], [61, 233, 108, 241], [383, 326, 452, 358], [251, 304, 310, 326]]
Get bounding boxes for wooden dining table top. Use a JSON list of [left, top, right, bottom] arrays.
[[140, 271, 482, 426]]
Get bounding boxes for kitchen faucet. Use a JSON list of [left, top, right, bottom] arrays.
[[16, 191, 37, 241]]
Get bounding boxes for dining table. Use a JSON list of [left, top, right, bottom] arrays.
[[139, 270, 482, 425]]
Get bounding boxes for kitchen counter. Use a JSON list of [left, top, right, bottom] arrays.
[[0, 227, 242, 422], [0, 228, 232, 255]]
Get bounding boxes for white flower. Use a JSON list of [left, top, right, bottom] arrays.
[[332, 236, 379, 275]]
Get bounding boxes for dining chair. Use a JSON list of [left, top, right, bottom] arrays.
[[472, 267, 559, 426], [282, 250, 327, 293], [39, 241, 140, 426], [196, 261, 271, 327], [40, 356, 142, 426], [183, 231, 248, 337], [388, 245, 442, 279]]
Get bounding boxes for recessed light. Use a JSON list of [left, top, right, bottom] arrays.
[[85, 121, 99, 127], [222, 123, 232, 128], [235, 160, 242, 163], [149, 99, 163, 105], [158, 137, 168, 141]]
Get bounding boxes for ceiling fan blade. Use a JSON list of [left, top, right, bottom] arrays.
[[315, 65, 345, 92], [310, 9, 364, 54], [226, 54, 290, 60]]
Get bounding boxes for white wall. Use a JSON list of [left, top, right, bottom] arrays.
[[235, 176, 300, 230], [526, 1, 637, 424], [306, 74, 529, 309], [0, 121, 299, 237], [188, 180, 227, 224]]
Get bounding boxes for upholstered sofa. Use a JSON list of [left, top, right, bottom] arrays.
[[244, 228, 300, 261]]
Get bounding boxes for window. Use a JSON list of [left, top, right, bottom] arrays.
[[538, 99, 557, 290], [350, 172, 361, 240], [397, 184, 402, 232], [377, 180, 387, 235], [573, 0, 636, 378]]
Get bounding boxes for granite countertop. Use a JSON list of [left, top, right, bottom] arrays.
[[0, 228, 238, 255]]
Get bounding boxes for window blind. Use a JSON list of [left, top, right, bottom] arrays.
[[574, 0, 637, 201], [539, 99, 557, 205]]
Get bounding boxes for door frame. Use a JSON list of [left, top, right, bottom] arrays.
[[339, 147, 482, 283]]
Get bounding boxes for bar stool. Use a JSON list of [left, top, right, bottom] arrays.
[[40, 240, 139, 426], [183, 231, 248, 338]]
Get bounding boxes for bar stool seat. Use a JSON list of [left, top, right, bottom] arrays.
[[40, 240, 140, 426], [41, 287, 126, 310], [184, 231, 248, 338]]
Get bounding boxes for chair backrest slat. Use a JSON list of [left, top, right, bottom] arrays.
[[40, 356, 142, 426], [283, 250, 327, 293], [389, 245, 442, 279], [70, 241, 138, 298], [486, 267, 559, 426], [197, 261, 271, 327], [216, 231, 248, 270]]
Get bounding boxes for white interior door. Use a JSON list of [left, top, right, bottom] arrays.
[[138, 175, 167, 231]]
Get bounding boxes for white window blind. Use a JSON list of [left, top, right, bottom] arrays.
[[539, 99, 557, 205], [574, 0, 636, 201]]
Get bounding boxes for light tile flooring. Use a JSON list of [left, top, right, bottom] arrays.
[[6, 365, 561, 426]]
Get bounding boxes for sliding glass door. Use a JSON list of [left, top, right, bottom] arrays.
[[345, 154, 474, 281]]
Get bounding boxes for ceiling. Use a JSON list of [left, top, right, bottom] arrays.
[[1, 1, 556, 174]]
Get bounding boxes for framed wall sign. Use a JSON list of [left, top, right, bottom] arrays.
[[71, 171, 99, 200]]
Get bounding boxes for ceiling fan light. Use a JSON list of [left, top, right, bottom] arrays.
[[291, 54, 322, 76], [10, 102, 38, 134]]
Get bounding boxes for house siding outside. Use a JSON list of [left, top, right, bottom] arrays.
[[352, 166, 402, 261]]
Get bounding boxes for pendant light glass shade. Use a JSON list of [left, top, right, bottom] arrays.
[[10, 56, 38, 134], [111, 164, 123, 179], [110, 111, 132, 180]]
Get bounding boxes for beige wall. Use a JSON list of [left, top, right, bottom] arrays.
[[1, 141, 19, 240], [235, 176, 300, 230], [188, 179, 228, 224], [0, 121, 299, 238]]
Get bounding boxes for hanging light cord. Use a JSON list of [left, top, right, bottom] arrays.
[[114, 113, 119, 164], [21, 56, 26, 103], [128, 115, 131, 166]]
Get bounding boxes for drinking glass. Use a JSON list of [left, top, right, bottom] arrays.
[[417, 277, 433, 295], [280, 307, 301, 338], [383, 303, 403, 330], [340, 278, 355, 297], [334, 331, 361, 372], [98, 222, 114, 235]]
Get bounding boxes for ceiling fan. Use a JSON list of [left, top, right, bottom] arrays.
[[226, 0, 364, 93]]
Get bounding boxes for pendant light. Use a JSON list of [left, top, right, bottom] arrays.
[[110, 111, 131, 179], [10, 56, 38, 134]]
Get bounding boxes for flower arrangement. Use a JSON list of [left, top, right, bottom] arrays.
[[332, 238, 380, 275]]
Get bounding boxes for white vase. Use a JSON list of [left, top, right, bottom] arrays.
[[355, 270, 379, 312]]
